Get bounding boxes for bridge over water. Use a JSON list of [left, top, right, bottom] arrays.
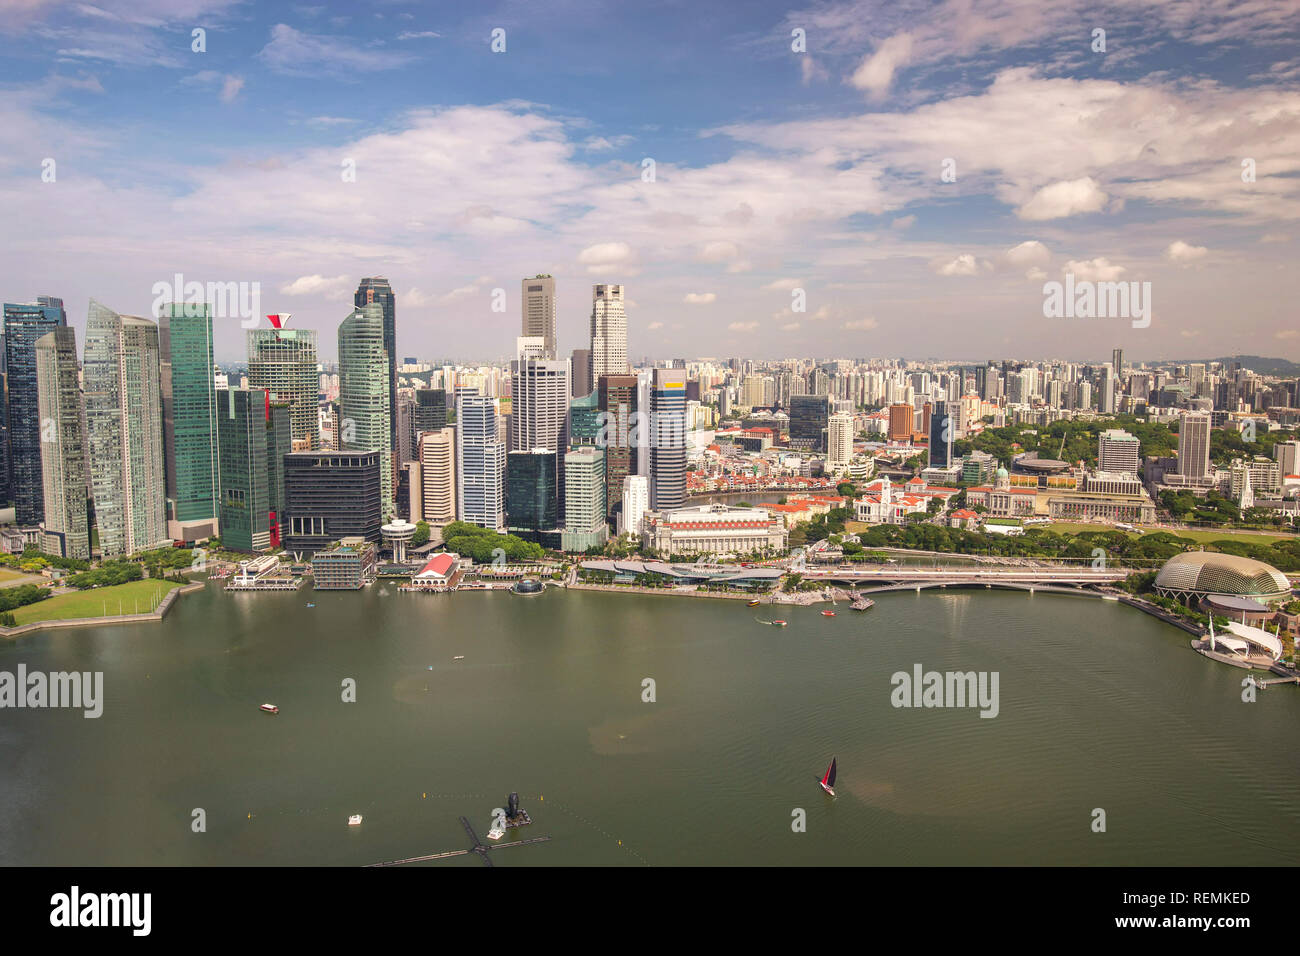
[[799, 567, 1128, 592]]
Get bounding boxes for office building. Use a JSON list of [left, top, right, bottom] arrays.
[[158, 302, 218, 541], [354, 277, 397, 478], [649, 369, 686, 511], [571, 349, 592, 398], [84, 301, 168, 556], [589, 284, 628, 392], [619, 474, 649, 537], [416, 427, 456, 527], [887, 403, 913, 442], [413, 388, 447, 435], [562, 446, 607, 552], [928, 401, 952, 468], [216, 387, 271, 553], [522, 275, 557, 360], [282, 450, 382, 555], [455, 393, 505, 531], [828, 412, 854, 471], [311, 538, 377, 589], [507, 448, 559, 541], [1098, 428, 1141, 474], [248, 326, 319, 450], [4, 295, 66, 525], [34, 327, 89, 559], [789, 394, 831, 451], [338, 302, 393, 517], [644, 502, 787, 555], [266, 402, 292, 545], [1177, 412, 1212, 478], [599, 373, 639, 519]]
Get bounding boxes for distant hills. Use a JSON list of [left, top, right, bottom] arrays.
[[1159, 355, 1300, 377]]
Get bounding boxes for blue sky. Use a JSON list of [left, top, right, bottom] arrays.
[[2, 0, 1298, 363]]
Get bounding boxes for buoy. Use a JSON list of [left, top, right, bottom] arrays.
[[422, 792, 427, 799], [247, 812, 251, 819]]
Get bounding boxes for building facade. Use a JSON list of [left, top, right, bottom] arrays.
[[282, 451, 382, 554], [216, 387, 271, 553], [455, 393, 505, 531], [158, 302, 218, 540], [588, 284, 628, 392], [338, 302, 393, 517], [248, 327, 319, 450], [650, 369, 687, 511], [522, 275, 557, 360], [4, 295, 66, 525], [562, 446, 607, 552], [34, 327, 89, 560]]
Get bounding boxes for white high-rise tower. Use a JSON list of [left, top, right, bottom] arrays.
[[589, 284, 627, 392]]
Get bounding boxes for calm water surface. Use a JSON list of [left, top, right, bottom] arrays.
[[2, 581, 1297, 866]]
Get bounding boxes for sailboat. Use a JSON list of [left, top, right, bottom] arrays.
[[818, 756, 837, 797]]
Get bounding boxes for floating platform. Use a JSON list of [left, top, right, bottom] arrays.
[[504, 810, 532, 829]]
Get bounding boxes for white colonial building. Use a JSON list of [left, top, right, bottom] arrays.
[[643, 502, 788, 556]]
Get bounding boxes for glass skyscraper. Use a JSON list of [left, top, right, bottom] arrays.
[[216, 387, 271, 553], [506, 448, 558, 541], [455, 393, 505, 531], [338, 303, 393, 518], [789, 394, 831, 452], [158, 302, 217, 538], [248, 327, 319, 450], [84, 301, 168, 556], [650, 369, 687, 512], [4, 295, 66, 525], [354, 278, 397, 484], [34, 327, 89, 559]]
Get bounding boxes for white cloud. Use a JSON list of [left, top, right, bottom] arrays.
[[843, 318, 878, 331], [260, 24, 414, 75], [934, 254, 982, 276], [1016, 177, 1108, 221], [397, 31, 440, 40], [578, 241, 635, 274], [1064, 257, 1126, 281], [848, 33, 913, 98], [684, 292, 717, 304], [646, 321, 664, 331], [279, 274, 352, 297], [1165, 240, 1208, 263], [728, 321, 758, 332]]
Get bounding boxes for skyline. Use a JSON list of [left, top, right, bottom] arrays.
[[2, 0, 1298, 362]]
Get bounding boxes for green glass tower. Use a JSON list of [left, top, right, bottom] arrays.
[[338, 303, 393, 518], [158, 302, 217, 539], [216, 387, 270, 553], [34, 327, 90, 560]]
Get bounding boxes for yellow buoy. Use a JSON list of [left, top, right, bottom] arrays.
[[422, 793, 427, 799]]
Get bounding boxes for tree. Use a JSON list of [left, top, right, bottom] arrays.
[[411, 521, 431, 547]]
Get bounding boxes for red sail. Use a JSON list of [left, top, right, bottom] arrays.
[[822, 757, 837, 787]]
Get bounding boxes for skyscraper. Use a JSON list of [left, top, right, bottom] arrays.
[[84, 301, 168, 557], [4, 295, 66, 525], [619, 474, 649, 537], [413, 388, 448, 434], [570, 349, 592, 398], [599, 373, 639, 519], [416, 427, 456, 527], [828, 412, 854, 471], [354, 277, 397, 473], [562, 446, 607, 552], [266, 402, 292, 547], [158, 302, 218, 541], [1098, 428, 1140, 473], [1177, 412, 1211, 479], [506, 448, 559, 541], [34, 327, 89, 559], [511, 337, 569, 521], [248, 325, 319, 449], [522, 275, 557, 360], [589, 284, 628, 392], [1112, 348, 1123, 377], [216, 387, 271, 553], [649, 369, 686, 511], [338, 302, 393, 517], [455, 393, 505, 530], [927, 401, 952, 468], [790, 394, 832, 451]]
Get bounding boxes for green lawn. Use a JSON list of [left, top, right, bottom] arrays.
[[11, 579, 184, 625], [1044, 522, 1296, 546], [0, 567, 32, 583]]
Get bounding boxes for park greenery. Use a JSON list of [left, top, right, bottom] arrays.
[[440, 521, 545, 564], [0, 584, 51, 614]]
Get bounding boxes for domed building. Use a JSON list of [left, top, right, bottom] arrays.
[[1154, 552, 1292, 604]]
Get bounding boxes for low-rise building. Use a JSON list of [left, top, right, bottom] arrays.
[[643, 503, 787, 555], [311, 537, 378, 589]]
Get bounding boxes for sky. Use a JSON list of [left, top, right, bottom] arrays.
[[1, 0, 1298, 364]]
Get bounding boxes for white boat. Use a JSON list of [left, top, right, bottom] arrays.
[[453, 655, 465, 661], [348, 814, 363, 826], [486, 826, 505, 841], [259, 703, 278, 714]]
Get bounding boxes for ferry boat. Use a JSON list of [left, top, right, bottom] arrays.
[[818, 756, 837, 797], [348, 814, 363, 826], [259, 703, 279, 714]]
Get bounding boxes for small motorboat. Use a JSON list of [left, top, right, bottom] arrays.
[[259, 703, 278, 714], [306, 603, 315, 608], [772, 620, 788, 627], [453, 655, 465, 661], [818, 756, 837, 797], [348, 814, 363, 826], [821, 610, 836, 617], [747, 599, 761, 607]]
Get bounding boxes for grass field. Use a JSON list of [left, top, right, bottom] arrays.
[[1044, 523, 1296, 546], [11, 579, 184, 626], [0, 567, 33, 583]]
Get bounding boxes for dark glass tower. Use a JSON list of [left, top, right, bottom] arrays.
[[354, 278, 397, 475], [282, 450, 382, 554], [506, 448, 558, 541], [649, 369, 687, 512], [598, 373, 638, 518], [413, 388, 448, 434], [159, 302, 217, 534], [928, 400, 952, 468], [4, 296, 66, 524], [216, 388, 270, 553], [789, 394, 831, 452]]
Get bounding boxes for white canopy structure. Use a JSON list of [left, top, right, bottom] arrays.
[[1224, 622, 1284, 661]]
